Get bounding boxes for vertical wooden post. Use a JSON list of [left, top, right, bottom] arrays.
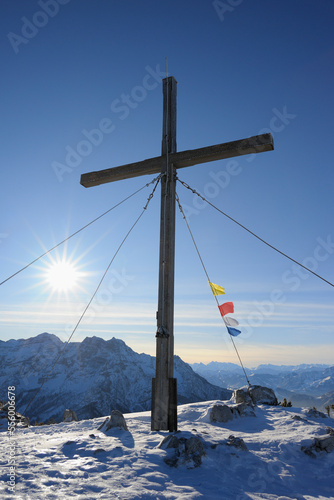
[[81, 75, 274, 433], [151, 76, 177, 431]]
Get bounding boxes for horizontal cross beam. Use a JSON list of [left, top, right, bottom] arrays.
[[80, 133, 273, 188]]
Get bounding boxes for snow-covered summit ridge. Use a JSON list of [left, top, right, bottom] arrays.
[[1, 400, 333, 499]]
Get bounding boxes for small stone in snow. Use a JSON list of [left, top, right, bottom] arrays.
[[210, 404, 233, 423], [94, 448, 106, 455]]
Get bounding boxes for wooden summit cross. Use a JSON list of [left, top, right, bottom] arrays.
[[80, 76, 274, 431]]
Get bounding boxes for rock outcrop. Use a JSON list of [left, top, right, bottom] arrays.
[[98, 410, 128, 432], [234, 385, 278, 406], [302, 428, 334, 456], [210, 404, 234, 423], [63, 409, 78, 422], [159, 431, 206, 468]]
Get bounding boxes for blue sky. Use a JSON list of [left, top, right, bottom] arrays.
[[1, 0, 333, 366]]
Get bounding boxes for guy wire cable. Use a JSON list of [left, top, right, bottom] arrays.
[[23, 178, 160, 415], [177, 177, 334, 289], [175, 191, 251, 387], [0, 174, 162, 287]]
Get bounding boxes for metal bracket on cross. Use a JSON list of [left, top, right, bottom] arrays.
[[156, 327, 170, 338]]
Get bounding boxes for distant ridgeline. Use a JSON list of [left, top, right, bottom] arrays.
[[192, 361, 334, 412], [0, 333, 231, 423]]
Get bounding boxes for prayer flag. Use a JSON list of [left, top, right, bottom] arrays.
[[227, 326, 241, 337], [218, 301, 234, 317], [224, 316, 239, 327], [209, 282, 225, 296]]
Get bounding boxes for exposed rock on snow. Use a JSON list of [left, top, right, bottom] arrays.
[[302, 427, 334, 456], [249, 385, 278, 405], [305, 408, 327, 419], [158, 431, 206, 468], [93, 448, 106, 455], [63, 408, 78, 422], [0, 401, 30, 428], [234, 385, 278, 406], [315, 433, 334, 453], [210, 434, 248, 453], [234, 387, 254, 405], [159, 427, 249, 468], [98, 409, 128, 432], [291, 414, 306, 421], [225, 434, 248, 451], [210, 404, 234, 423], [232, 402, 256, 417], [209, 399, 256, 424]]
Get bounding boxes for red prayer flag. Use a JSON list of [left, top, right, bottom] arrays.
[[218, 302, 234, 317]]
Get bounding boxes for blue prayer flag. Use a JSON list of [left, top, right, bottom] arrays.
[[227, 326, 241, 337]]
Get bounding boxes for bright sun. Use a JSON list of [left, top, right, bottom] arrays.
[[46, 260, 79, 291]]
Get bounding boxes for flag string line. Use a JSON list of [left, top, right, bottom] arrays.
[[177, 178, 334, 289], [23, 178, 160, 416], [0, 173, 162, 288], [175, 191, 251, 387]]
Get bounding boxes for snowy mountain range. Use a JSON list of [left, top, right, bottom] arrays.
[[0, 333, 231, 423], [192, 361, 334, 411], [1, 332, 333, 426]]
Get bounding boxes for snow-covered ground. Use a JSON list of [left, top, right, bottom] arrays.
[[1, 401, 334, 499]]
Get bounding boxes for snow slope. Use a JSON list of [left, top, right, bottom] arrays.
[[1, 401, 334, 499]]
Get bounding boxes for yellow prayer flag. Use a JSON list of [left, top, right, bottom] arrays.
[[209, 282, 225, 296]]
